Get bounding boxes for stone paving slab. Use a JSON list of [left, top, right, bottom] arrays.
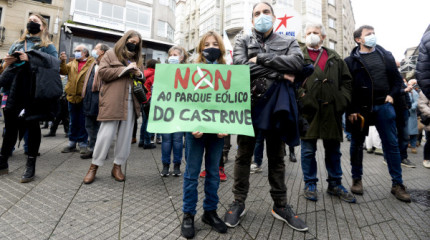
[[0, 124, 429, 239]]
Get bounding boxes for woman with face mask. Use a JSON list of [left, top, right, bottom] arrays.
[[83, 30, 145, 184], [0, 14, 58, 183], [159, 46, 188, 177], [181, 31, 228, 239]]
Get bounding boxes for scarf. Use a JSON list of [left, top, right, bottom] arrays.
[[11, 35, 42, 53]]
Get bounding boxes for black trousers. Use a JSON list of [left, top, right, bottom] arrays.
[[1, 109, 41, 158], [233, 129, 286, 207]]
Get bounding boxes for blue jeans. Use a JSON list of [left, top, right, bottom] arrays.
[[182, 133, 224, 215], [253, 130, 265, 166], [301, 139, 342, 187], [139, 108, 152, 145], [161, 132, 183, 165], [68, 102, 88, 147], [409, 135, 417, 148], [396, 109, 409, 160], [343, 113, 351, 140], [85, 116, 100, 150], [350, 103, 403, 186]]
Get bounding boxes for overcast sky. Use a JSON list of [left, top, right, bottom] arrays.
[[350, 0, 430, 61]]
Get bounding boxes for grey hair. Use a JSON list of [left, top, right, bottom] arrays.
[[81, 47, 89, 57], [97, 43, 110, 53], [305, 22, 327, 36]]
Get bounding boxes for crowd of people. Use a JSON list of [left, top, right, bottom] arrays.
[[0, 2, 429, 239]]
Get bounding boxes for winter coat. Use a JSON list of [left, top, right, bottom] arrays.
[[97, 49, 143, 121], [408, 89, 419, 135], [344, 45, 402, 115], [143, 68, 155, 103], [233, 29, 303, 146], [299, 46, 352, 142], [0, 50, 62, 121], [416, 30, 430, 98], [417, 91, 430, 131], [344, 45, 402, 133], [60, 56, 95, 104], [83, 64, 99, 117]]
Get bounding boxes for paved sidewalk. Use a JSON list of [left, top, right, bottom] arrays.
[[0, 127, 429, 240]]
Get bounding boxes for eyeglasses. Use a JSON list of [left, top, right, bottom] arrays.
[[74, 50, 82, 52]]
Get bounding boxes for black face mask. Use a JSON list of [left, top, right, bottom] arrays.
[[203, 48, 221, 63], [27, 21, 41, 35], [126, 42, 137, 52]]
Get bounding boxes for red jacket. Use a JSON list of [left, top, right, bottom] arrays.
[[143, 68, 155, 103]]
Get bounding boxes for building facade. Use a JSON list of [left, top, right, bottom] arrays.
[[0, 0, 65, 57], [60, 0, 175, 63], [176, 0, 356, 58]]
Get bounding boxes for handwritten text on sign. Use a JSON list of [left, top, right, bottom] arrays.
[[147, 64, 254, 136]]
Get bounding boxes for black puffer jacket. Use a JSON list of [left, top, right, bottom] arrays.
[[233, 29, 303, 82], [416, 30, 430, 99]]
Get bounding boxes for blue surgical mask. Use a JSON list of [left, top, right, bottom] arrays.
[[254, 14, 273, 33], [91, 49, 99, 59], [74, 51, 82, 59], [168, 56, 180, 64], [364, 34, 377, 48]]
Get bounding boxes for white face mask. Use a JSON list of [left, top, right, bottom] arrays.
[[168, 55, 180, 64], [305, 34, 321, 48]]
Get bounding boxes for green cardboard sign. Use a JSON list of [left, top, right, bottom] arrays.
[[147, 64, 254, 137]]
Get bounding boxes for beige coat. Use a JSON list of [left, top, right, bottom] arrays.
[[417, 91, 430, 131], [97, 49, 142, 121], [61, 57, 95, 103]]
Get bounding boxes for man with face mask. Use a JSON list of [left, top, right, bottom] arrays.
[[225, 2, 308, 231], [80, 43, 109, 159], [298, 23, 354, 203], [60, 45, 95, 154], [345, 25, 411, 202]]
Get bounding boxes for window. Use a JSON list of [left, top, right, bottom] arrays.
[[329, 40, 336, 50], [125, 2, 152, 37], [0, 8, 2, 25], [159, 0, 175, 11], [32, 0, 52, 4], [278, 0, 294, 7], [157, 20, 174, 41], [328, 17, 336, 29], [328, 0, 335, 6]]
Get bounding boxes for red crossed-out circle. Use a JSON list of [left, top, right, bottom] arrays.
[[192, 68, 213, 89]]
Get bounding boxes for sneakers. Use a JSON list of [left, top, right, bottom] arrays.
[[61, 145, 77, 153], [366, 147, 374, 154], [410, 148, 417, 154], [391, 184, 411, 202], [80, 150, 93, 159], [219, 167, 227, 181], [173, 163, 181, 176], [250, 163, 262, 173], [423, 160, 430, 168], [351, 179, 363, 195], [43, 132, 56, 137], [202, 210, 227, 233], [304, 183, 318, 201], [156, 138, 162, 144], [401, 159, 416, 168], [382, 158, 387, 165], [161, 164, 169, 177], [200, 170, 206, 178], [224, 200, 246, 227], [143, 143, 156, 149], [271, 204, 308, 232], [79, 147, 88, 155], [374, 148, 383, 155], [327, 185, 356, 203], [181, 213, 195, 239]]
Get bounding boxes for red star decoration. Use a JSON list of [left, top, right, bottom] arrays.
[[275, 14, 294, 32]]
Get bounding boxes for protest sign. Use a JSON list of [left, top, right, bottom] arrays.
[[147, 64, 254, 137]]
